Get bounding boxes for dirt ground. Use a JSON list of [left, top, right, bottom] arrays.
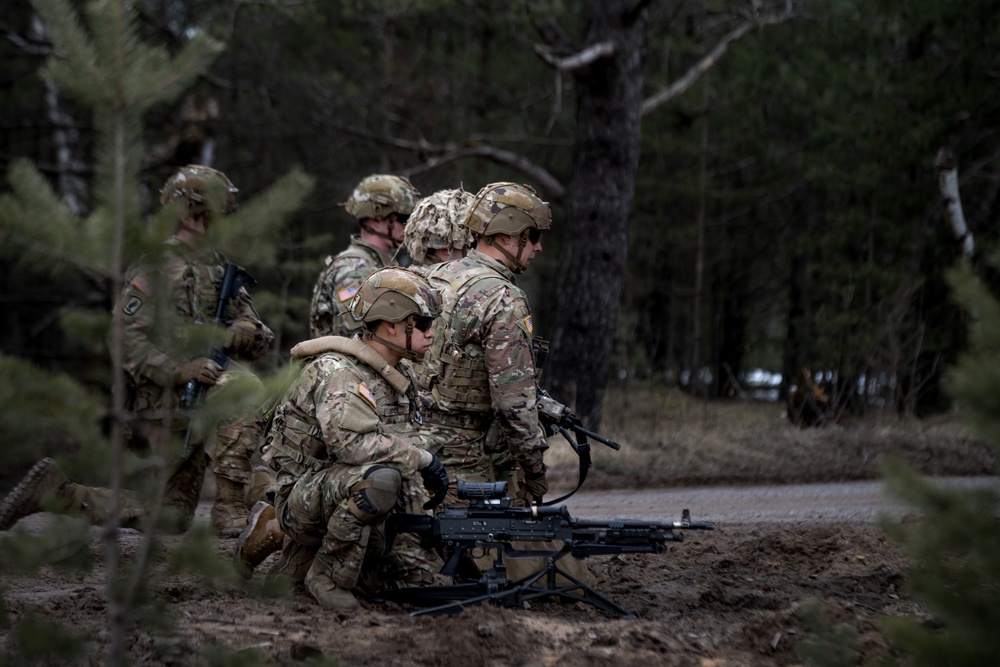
[[6, 477, 989, 667]]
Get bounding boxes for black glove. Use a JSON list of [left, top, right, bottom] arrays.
[[419, 455, 449, 510], [523, 464, 548, 504]]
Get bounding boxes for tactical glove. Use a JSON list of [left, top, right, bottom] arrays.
[[523, 464, 548, 504], [227, 319, 257, 356], [419, 455, 449, 510], [173, 358, 222, 386]]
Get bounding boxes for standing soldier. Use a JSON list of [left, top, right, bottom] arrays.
[[0, 165, 274, 535], [402, 187, 474, 268], [236, 267, 449, 609], [415, 182, 550, 504], [309, 174, 420, 338]]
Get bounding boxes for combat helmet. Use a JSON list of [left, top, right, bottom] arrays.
[[403, 188, 474, 265], [349, 267, 441, 361], [160, 164, 238, 216], [463, 182, 551, 272]]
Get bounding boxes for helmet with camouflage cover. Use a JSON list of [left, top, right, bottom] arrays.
[[160, 164, 238, 216], [463, 182, 551, 273], [349, 267, 441, 360], [403, 188, 474, 265], [344, 174, 420, 222], [463, 182, 551, 238]]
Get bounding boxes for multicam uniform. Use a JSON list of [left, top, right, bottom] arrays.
[[261, 337, 439, 590], [119, 237, 273, 531], [417, 249, 547, 502], [309, 236, 395, 338]]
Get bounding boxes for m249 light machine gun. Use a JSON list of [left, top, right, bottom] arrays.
[[383, 481, 715, 618]]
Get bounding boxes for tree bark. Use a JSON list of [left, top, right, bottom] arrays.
[[544, 1, 646, 428]]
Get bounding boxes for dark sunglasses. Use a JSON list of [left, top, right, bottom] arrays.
[[412, 315, 434, 332], [395, 213, 410, 226], [527, 228, 543, 244]]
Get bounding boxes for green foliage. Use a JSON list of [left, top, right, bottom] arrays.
[[0, 516, 95, 575], [0, 354, 105, 475], [877, 459, 1000, 666], [794, 598, 860, 667], [7, 610, 90, 664]]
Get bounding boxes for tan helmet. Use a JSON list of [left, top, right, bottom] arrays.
[[343, 174, 420, 222], [349, 267, 441, 325], [403, 188, 474, 265], [159, 164, 238, 215], [462, 182, 551, 238]]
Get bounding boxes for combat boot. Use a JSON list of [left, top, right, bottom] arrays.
[[305, 560, 360, 610], [0, 458, 68, 531], [212, 476, 249, 537], [234, 501, 284, 579], [267, 537, 318, 586]]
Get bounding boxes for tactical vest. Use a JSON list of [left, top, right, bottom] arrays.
[[262, 337, 417, 479], [423, 263, 508, 416]]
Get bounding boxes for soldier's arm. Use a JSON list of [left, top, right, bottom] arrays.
[[481, 289, 547, 475], [231, 286, 274, 360], [313, 361, 431, 478], [115, 267, 178, 388]]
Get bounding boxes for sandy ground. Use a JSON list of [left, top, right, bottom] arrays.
[[5, 476, 997, 666]]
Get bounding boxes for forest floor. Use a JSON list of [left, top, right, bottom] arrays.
[[1, 389, 998, 666]]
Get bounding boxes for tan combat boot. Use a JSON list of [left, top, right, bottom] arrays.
[[0, 458, 68, 531], [212, 476, 249, 537], [305, 560, 360, 610], [234, 501, 284, 579]]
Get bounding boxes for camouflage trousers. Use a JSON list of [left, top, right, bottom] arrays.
[[208, 365, 265, 485], [274, 463, 440, 591], [418, 422, 497, 506]]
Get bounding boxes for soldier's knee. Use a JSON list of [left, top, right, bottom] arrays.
[[347, 466, 401, 525]]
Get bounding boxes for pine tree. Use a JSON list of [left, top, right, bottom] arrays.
[[0, 1, 312, 664]]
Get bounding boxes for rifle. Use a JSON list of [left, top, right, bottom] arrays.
[[382, 480, 714, 618], [179, 263, 256, 450], [531, 336, 621, 504]]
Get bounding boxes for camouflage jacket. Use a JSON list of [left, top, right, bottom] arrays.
[[309, 235, 396, 338], [115, 237, 274, 412], [417, 249, 545, 474], [262, 337, 433, 485]]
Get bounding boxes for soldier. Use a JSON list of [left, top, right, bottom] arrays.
[[402, 187, 474, 268], [309, 174, 420, 338], [0, 165, 274, 536], [415, 182, 550, 505], [237, 267, 449, 610]]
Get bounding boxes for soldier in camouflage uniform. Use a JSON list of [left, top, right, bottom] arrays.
[[402, 188, 474, 268], [309, 174, 420, 338], [415, 182, 551, 505], [238, 267, 449, 610], [0, 165, 274, 535]]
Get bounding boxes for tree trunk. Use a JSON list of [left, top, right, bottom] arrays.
[[545, 1, 646, 429]]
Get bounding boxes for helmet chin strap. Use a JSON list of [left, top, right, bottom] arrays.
[[484, 232, 529, 273], [364, 317, 422, 361], [361, 218, 402, 249]]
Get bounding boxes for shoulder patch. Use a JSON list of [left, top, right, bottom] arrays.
[[131, 274, 153, 296], [337, 283, 360, 303], [122, 295, 144, 316], [521, 315, 533, 335], [357, 382, 377, 410]]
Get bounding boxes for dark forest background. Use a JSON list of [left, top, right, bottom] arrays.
[[3, 0, 999, 428]]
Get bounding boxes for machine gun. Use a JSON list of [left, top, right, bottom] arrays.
[[179, 263, 256, 452], [382, 481, 714, 618]]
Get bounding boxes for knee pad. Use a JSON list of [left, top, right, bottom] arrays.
[[347, 466, 401, 525]]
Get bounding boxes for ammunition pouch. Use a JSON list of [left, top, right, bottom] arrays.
[[261, 405, 330, 478]]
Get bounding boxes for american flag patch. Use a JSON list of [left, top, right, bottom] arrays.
[[357, 382, 377, 410], [337, 283, 359, 303], [131, 274, 152, 296], [522, 315, 533, 335]]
